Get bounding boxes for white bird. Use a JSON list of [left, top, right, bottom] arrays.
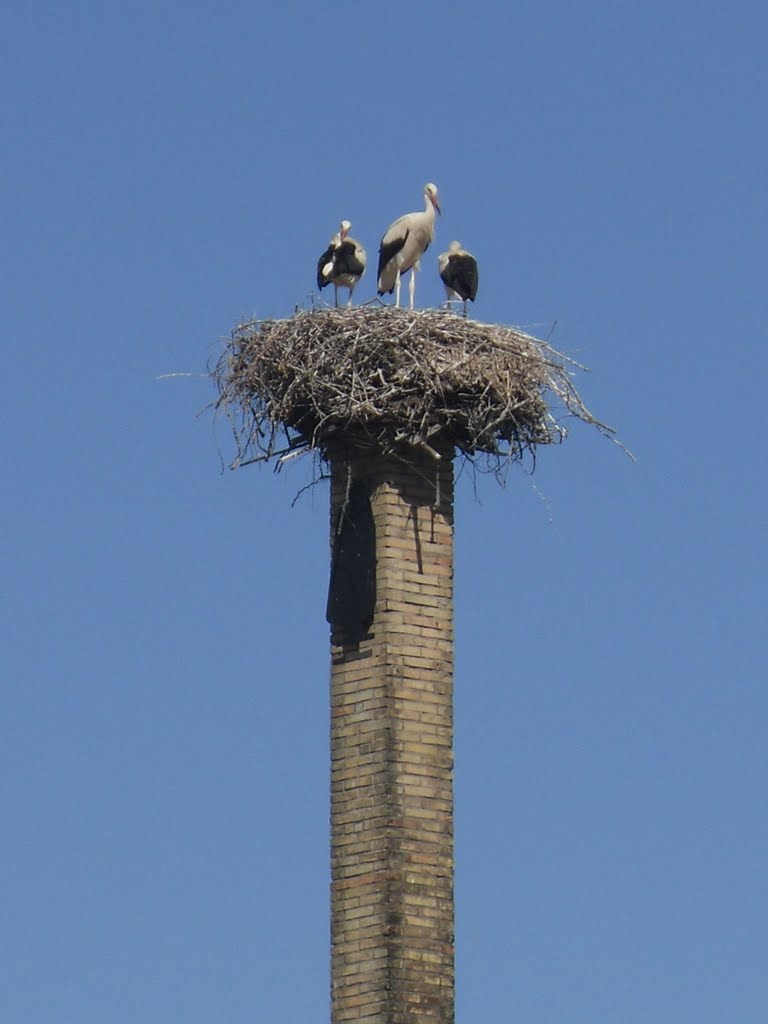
[[377, 183, 441, 309], [316, 220, 367, 307], [438, 241, 479, 316]]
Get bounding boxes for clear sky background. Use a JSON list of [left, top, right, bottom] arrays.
[[2, 1, 766, 1021]]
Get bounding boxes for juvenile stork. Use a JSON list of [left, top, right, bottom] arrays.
[[438, 240, 479, 317], [377, 183, 441, 309], [316, 220, 367, 307]]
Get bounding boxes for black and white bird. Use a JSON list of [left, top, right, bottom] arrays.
[[438, 241, 479, 316], [316, 220, 367, 307], [377, 183, 441, 309]]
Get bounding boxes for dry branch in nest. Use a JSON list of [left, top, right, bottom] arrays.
[[211, 306, 616, 474]]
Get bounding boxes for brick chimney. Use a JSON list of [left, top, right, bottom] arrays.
[[328, 444, 455, 1024]]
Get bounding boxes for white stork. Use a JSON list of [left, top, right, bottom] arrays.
[[438, 241, 479, 316], [377, 183, 441, 309], [316, 220, 367, 307]]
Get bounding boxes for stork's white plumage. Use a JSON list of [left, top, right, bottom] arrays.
[[438, 241, 479, 317], [377, 183, 441, 309], [316, 220, 367, 307]]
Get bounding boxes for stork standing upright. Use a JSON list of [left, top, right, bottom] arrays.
[[438, 241, 479, 317], [377, 183, 441, 310], [317, 220, 367, 308]]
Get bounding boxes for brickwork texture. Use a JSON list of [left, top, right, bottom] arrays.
[[329, 445, 455, 1024]]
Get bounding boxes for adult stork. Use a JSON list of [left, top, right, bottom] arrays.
[[316, 220, 367, 308], [377, 183, 441, 309], [438, 241, 479, 317]]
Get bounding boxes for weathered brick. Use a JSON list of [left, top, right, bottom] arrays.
[[330, 447, 455, 1024]]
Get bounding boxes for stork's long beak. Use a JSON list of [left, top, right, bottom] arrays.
[[432, 195, 442, 216]]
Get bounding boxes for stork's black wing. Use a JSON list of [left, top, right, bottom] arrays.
[[377, 229, 409, 284], [442, 254, 479, 301], [317, 244, 335, 289], [335, 240, 366, 278]]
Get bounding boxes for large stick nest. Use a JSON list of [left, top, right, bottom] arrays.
[[211, 306, 614, 472]]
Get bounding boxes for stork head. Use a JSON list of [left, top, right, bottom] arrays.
[[449, 240, 462, 253], [425, 182, 441, 215], [339, 220, 352, 241]]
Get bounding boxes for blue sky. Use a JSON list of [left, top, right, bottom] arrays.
[[2, 1, 766, 1021]]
